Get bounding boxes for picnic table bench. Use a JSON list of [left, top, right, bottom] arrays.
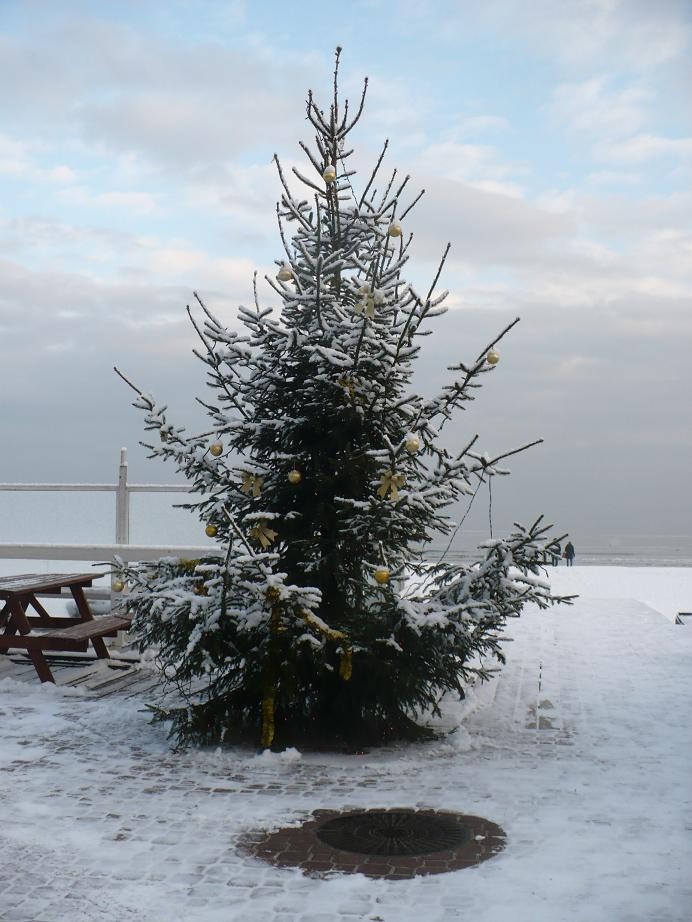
[[0, 572, 131, 683]]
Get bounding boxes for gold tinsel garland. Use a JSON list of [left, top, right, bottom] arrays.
[[302, 610, 352, 683], [260, 691, 275, 749], [338, 646, 353, 680], [259, 603, 354, 748], [260, 599, 282, 749]]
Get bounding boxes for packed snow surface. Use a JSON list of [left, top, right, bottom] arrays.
[[1, 566, 691, 922]]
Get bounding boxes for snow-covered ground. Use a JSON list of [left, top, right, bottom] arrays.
[[549, 565, 692, 624], [1, 567, 691, 922]]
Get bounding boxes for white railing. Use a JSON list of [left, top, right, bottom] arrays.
[[0, 448, 222, 603]]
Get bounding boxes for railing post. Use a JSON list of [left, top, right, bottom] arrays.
[[113, 448, 130, 639], [116, 447, 130, 545]]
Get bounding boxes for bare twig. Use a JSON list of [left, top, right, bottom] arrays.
[[113, 366, 145, 398]]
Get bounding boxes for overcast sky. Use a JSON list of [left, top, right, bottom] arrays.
[[1, 0, 690, 542]]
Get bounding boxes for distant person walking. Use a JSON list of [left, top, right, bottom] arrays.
[[564, 541, 575, 567], [552, 542, 561, 566]]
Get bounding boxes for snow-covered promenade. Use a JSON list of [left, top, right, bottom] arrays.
[[1, 567, 691, 922]]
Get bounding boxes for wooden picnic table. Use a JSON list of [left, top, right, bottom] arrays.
[[0, 572, 131, 683]]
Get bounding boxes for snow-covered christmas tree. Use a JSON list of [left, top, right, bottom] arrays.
[[116, 49, 567, 750]]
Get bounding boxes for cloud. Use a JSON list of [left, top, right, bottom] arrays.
[[450, 115, 511, 137], [549, 76, 650, 138], [181, 160, 280, 242], [551, 355, 600, 379], [0, 242, 261, 362], [0, 14, 324, 168], [414, 141, 526, 199], [0, 216, 139, 263], [56, 187, 159, 214], [587, 170, 642, 185], [468, 0, 690, 72], [410, 176, 574, 268], [349, 71, 434, 139], [0, 132, 77, 184], [598, 132, 692, 163]]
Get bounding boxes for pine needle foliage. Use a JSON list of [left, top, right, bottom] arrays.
[[117, 49, 570, 750]]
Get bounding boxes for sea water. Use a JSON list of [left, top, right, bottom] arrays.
[[439, 531, 692, 568], [1, 491, 691, 572]]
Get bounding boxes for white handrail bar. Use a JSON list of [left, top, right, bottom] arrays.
[[0, 484, 192, 492], [0, 543, 222, 562], [0, 483, 118, 491], [0, 449, 224, 628]]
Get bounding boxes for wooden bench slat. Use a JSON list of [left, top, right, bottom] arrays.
[[47, 615, 132, 642], [0, 573, 105, 597]]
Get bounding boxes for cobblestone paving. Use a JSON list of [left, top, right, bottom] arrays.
[[1, 598, 691, 922]]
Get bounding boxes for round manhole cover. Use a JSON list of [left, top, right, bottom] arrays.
[[243, 808, 506, 879], [316, 810, 468, 855]]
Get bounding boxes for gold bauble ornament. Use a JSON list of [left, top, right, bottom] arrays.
[[205, 524, 218, 538], [210, 443, 223, 457], [486, 349, 500, 365], [276, 264, 293, 282], [387, 221, 402, 237], [322, 164, 337, 183], [405, 435, 420, 454], [374, 566, 391, 585], [288, 469, 302, 485], [111, 579, 125, 593]]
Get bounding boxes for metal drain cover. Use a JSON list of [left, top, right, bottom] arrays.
[[316, 810, 468, 856], [244, 808, 506, 879]]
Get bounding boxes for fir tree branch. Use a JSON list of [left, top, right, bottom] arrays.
[[485, 438, 544, 467], [424, 242, 451, 305], [298, 140, 324, 177], [187, 302, 250, 420], [332, 45, 341, 127], [314, 195, 324, 329], [273, 155, 312, 230], [113, 365, 147, 401], [399, 188, 425, 221], [341, 75, 368, 135], [421, 316, 522, 430], [435, 471, 484, 564], [222, 507, 267, 570], [292, 166, 325, 195], [391, 172, 411, 206], [473, 316, 521, 364], [379, 168, 399, 215], [358, 139, 389, 210], [306, 89, 330, 134], [264, 273, 296, 303]]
